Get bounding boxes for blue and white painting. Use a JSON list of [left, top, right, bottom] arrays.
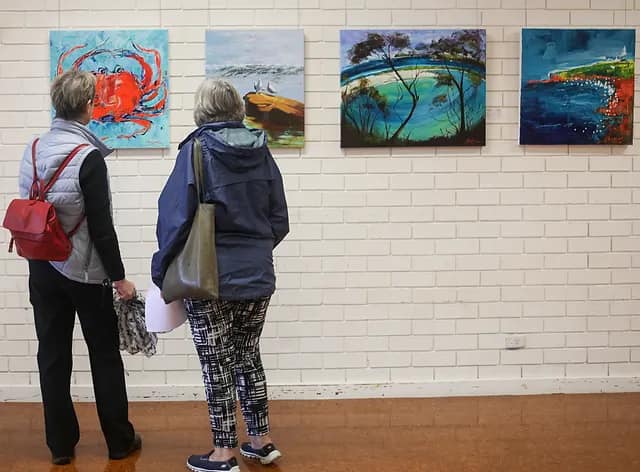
[[50, 29, 169, 149], [520, 29, 635, 145], [206, 29, 304, 148], [340, 29, 486, 147]]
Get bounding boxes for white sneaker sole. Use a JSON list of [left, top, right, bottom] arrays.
[[186, 460, 240, 472], [240, 449, 282, 465]]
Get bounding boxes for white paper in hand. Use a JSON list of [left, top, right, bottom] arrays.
[[145, 283, 188, 333]]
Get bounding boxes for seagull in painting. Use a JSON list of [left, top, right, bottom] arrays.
[[266, 81, 277, 94], [254, 78, 263, 92]]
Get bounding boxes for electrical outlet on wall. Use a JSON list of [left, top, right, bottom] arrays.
[[505, 335, 526, 350]]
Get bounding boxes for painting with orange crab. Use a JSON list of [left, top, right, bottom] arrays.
[[50, 29, 169, 149]]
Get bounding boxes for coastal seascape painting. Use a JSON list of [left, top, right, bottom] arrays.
[[50, 30, 169, 148], [340, 29, 486, 147], [205, 30, 304, 148], [520, 28, 635, 145]]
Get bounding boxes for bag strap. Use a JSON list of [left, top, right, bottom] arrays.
[[31, 138, 39, 183], [192, 138, 205, 204], [67, 216, 85, 237], [29, 140, 89, 236], [57, 144, 90, 236], [29, 138, 40, 199], [40, 143, 89, 200]]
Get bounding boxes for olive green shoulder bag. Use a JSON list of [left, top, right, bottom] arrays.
[[161, 138, 219, 303]]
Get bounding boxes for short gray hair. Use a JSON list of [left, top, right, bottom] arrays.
[[51, 70, 96, 121], [193, 78, 245, 126]]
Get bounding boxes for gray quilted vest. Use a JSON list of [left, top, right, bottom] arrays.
[[18, 129, 111, 284]]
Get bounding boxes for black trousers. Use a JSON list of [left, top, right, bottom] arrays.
[[28, 260, 134, 456]]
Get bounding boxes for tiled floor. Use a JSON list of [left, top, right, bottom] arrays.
[[2, 393, 640, 471]]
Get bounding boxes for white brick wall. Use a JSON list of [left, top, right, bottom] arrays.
[[0, 0, 639, 399]]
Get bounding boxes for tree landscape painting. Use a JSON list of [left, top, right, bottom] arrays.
[[340, 29, 486, 147], [51, 30, 169, 149], [520, 29, 635, 145], [206, 30, 304, 148]]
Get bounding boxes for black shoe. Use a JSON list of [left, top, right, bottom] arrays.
[[186, 451, 240, 472], [108, 433, 142, 460], [240, 442, 282, 464], [51, 452, 74, 465]]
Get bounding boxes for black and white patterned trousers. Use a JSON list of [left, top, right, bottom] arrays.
[[184, 297, 271, 449]]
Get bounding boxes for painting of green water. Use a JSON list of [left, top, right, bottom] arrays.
[[340, 29, 486, 147]]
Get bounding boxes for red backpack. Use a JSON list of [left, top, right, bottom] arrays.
[[2, 139, 88, 261]]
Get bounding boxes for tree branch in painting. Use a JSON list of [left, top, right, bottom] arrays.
[[425, 29, 485, 142], [347, 32, 420, 144], [341, 78, 389, 140]]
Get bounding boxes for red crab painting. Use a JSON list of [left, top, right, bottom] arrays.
[[56, 42, 167, 141]]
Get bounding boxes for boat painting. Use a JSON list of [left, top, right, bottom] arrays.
[[206, 30, 304, 148]]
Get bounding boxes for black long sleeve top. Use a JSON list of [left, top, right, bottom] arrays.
[[78, 150, 125, 282]]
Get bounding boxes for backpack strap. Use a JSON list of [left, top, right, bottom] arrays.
[[40, 143, 89, 199], [29, 138, 40, 200], [31, 138, 39, 182], [30, 141, 90, 237], [67, 216, 85, 237]]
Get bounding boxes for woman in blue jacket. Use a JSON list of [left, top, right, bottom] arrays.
[[152, 79, 289, 472]]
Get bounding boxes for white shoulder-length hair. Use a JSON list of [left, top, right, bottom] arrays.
[[193, 78, 245, 126]]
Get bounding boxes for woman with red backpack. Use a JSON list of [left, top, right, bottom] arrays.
[[14, 70, 141, 465]]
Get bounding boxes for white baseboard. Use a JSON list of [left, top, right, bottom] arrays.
[[2, 377, 640, 402]]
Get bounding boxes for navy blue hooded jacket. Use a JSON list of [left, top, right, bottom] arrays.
[[151, 122, 289, 300]]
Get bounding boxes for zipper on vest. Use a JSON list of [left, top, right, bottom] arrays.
[[83, 242, 93, 282]]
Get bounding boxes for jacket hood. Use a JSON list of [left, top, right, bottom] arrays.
[[179, 121, 268, 171]]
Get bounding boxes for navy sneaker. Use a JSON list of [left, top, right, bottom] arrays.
[[186, 451, 240, 472], [240, 443, 282, 465]]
